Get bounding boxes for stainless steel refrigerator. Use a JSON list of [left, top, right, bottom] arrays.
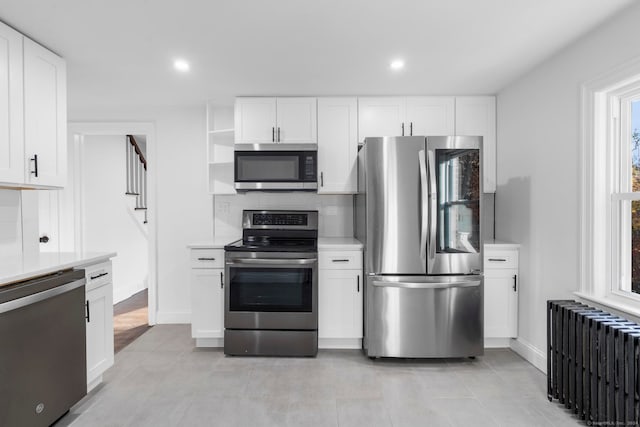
[[355, 136, 483, 358]]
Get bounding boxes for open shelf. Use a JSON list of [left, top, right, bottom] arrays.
[[208, 128, 234, 135]]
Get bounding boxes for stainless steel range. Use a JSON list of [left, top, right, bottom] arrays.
[[224, 210, 318, 356]]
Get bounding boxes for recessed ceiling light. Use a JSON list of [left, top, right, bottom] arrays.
[[173, 59, 190, 72], [390, 59, 405, 71]]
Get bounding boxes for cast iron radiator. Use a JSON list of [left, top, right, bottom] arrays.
[[547, 300, 640, 424]]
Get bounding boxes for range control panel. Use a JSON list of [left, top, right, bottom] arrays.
[[243, 210, 318, 230], [253, 213, 308, 226]]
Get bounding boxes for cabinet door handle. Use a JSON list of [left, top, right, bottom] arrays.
[[410, 122, 413, 136], [320, 172, 324, 187], [197, 257, 216, 261], [220, 272, 224, 289], [513, 274, 517, 292], [488, 258, 507, 262], [332, 259, 350, 263], [90, 272, 109, 280], [31, 154, 39, 177], [357, 275, 360, 293], [85, 300, 90, 323], [401, 123, 405, 136], [277, 127, 281, 142], [272, 127, 275, 142]]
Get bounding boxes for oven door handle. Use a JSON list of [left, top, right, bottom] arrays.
[[226, 258, 318, 266]]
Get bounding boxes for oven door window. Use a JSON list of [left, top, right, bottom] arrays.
[[229, 267, 313, 312]]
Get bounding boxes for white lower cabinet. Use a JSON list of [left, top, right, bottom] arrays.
[[190, 248, 225, 347], [484, 245, 519, 344], [83, 260, 114, 391], [318, 247, 363, 349]]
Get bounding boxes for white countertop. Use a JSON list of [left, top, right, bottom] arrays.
[[484, 240, 521, 250], [318, 237, 363, 250], [0, 251, 116, 287], [187, 236, 240, 249]]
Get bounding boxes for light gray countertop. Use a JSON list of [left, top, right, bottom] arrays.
[[484, 240, 521, 250], [0, 251, 116, 287]]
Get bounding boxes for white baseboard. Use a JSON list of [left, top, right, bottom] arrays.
[[113, 281, 147, 305], [484, 337, 512, 348], [319, 338, 362, 349], [510, 337, 547, 374], [155, 311, 191, 324], [195, 338, 224, 348]]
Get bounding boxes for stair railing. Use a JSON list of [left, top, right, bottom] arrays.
[[125, 135, 148, 224]]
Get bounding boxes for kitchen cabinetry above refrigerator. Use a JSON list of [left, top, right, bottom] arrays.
[[358, 96, 496, 192], [0, 21, 67, 189], [234, 97, 317, 144]]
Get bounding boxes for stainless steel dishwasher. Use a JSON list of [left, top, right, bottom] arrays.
[[0, 269, 87, 427]]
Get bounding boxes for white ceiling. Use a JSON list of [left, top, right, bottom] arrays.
[[0, 0, 635, 114]]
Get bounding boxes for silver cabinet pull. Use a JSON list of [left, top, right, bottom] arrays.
[[197, 257, 216, 261]]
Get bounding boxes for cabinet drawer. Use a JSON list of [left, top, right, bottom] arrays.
[[319, 251, 362, 270], [190, 249, 224, 269], [84, 261, 112, 291], [484, 250, 518, 270]]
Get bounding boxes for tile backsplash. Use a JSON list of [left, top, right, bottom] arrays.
[[214, 193, 353, 238]]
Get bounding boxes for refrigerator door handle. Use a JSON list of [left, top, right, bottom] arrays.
[[418, 150, 428, 269], [371, 279, 481, 289], [426, 149, 437, 270]]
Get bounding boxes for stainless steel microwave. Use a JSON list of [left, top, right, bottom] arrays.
[[234, 144, 318, 191]]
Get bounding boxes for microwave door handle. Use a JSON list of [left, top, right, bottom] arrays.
[[427, 149, 437, 272], [418, 150, 428, 270]]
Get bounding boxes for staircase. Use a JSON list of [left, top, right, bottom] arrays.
[[125, 135, 147, 224]]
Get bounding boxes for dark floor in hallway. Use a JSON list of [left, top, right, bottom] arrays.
[[113, 289, 151, 353]]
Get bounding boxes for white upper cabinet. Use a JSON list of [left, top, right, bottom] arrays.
[[234, 97, 317, 144], [0, 22, 24, 184], [0, 23, 67, 189], [358, 97, 405, 141], [234, 97, 277, 144], [276, 97, 317, 144], [358, 96, 455, 141], [405, 96, 455, 136], [317, 97, 358, 194], [455, 96, 496, 193], [23, 38, 67, 188]]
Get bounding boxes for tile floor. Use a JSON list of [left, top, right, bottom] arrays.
[[56, 325, 580, 426]]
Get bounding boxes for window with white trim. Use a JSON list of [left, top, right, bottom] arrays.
[[580, 59, 640, 311], [613, 95, 640, 296]]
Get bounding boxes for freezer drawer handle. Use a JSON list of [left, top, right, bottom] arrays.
[[488, 258, 507, 262], [197, 257, 216, 261], [372, 279, 481, 289]]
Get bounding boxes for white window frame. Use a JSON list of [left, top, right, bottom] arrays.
[[579, 57, 640, 315]]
